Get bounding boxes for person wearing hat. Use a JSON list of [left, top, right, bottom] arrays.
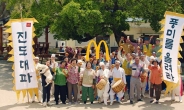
[[148, 59, 162, 104], [96, 62, 110, 105], [117, 46, 133, 97], [143, 36, 153, 57], [152, 38, 162, 58], [50, 54, 59, 96], [32, 57, 42, 103], [128, 56, 143, 104], [109, 60, 127, 105]]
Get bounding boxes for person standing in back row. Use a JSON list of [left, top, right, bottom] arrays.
[[128, 56, 143, 104]]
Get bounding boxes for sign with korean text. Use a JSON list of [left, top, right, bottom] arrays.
[[12, 21, 38, 90], [162, 15, 184, 83]]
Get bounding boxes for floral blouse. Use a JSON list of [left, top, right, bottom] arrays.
[[67, 66, 80, 84]]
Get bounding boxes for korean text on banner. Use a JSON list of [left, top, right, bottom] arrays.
[[162, 16, 184, 83], [11, 21, 38, 90]]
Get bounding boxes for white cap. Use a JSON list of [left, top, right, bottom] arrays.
[[99, 62, 105, 66], [51, 54, 56, 58], [115, 60, 120, 63], [34, 57, 39, 60], [150, 56, 155, 61], [78, 60, 83, 63]]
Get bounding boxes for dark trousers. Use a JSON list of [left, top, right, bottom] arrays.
[[150, 83, 162, 101], [126, 75, 131, 95], [42, 83, 51, 103], [66, 83, 68, 99], [67, 82, 78, 102], [54, 84, 67, 103]]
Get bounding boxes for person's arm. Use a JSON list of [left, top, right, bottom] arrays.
[[129, 41, 138, 47], [148, 64, 152, 70], [117, 50, 125, 64]]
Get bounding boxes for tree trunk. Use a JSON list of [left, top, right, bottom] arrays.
[[113, 31, 127, 46], [45, 27, 48, 43]]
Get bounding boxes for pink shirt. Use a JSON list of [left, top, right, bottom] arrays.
[[67, 66, 80, 84]]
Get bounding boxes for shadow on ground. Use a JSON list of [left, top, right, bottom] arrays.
[[0, 60, 13, 91]]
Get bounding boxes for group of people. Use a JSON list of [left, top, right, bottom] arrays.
[[32, 35, 183, 107]]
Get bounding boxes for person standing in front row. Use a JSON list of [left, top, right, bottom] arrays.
[[96, 62, 110, 105], [81, 62, 96, 104], [42, 61, 52, 107], [54, 61, 68, 105], [109, 60, 127, 105], [67, 58, 79, 104], [32, 57, 42, 103], [148, 60, 162, 104], [128, 56, 143, 104]]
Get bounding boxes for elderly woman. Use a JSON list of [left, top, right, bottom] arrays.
[[54, 61, 68, 105], [96, 62, 110, 105], [81, 62, 96, 104], [148, 60, 162, 104], [67, 58, 80, 104]]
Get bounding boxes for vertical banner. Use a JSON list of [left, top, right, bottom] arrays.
[[11, 21, 38, 90], [162, 12, 184, 83], [4, 18, 39, 100]]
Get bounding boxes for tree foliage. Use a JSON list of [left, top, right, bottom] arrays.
[[1, 0, 184, 43]]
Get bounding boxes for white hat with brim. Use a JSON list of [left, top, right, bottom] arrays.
[[51, 54, 56, 58]]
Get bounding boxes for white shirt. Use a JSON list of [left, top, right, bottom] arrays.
[[139, 56, 150, 72], [96, 69, 110, 79], [50, 61, 58, 68], [110, 67, 127, 84]]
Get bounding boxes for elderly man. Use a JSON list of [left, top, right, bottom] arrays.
[[109, 60, 126, 105], [96, 62, 110, 105], [32, 57, 42, 103], [128, 56, 143, 104]]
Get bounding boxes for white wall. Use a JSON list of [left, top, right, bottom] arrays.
[[38, 23, 160, 48], [38, 32, 57, 47]]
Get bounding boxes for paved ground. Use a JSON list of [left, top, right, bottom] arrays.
[[0, 60, 184, 110]]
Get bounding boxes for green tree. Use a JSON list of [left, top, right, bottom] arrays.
[[3, 0, 184, 44]]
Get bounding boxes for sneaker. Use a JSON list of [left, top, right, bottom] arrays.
[[91, 102, 93, 104], [32, 101, 35, 103], [130, 100, 133, 104], [110, 102, 113, 105], [179, 100, 183, 103], [62, 102, 66, 104], [43, 102, 47, 107], [47, 102, 52, 106], [155, 100, 159, 104], [104, 101, 108, 105], [84, 101, 86, 104], [150, 99, 154, 103], [141, 95, 145, 98], [137, 99, 143, 101], [56, 102, 58, 105]]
